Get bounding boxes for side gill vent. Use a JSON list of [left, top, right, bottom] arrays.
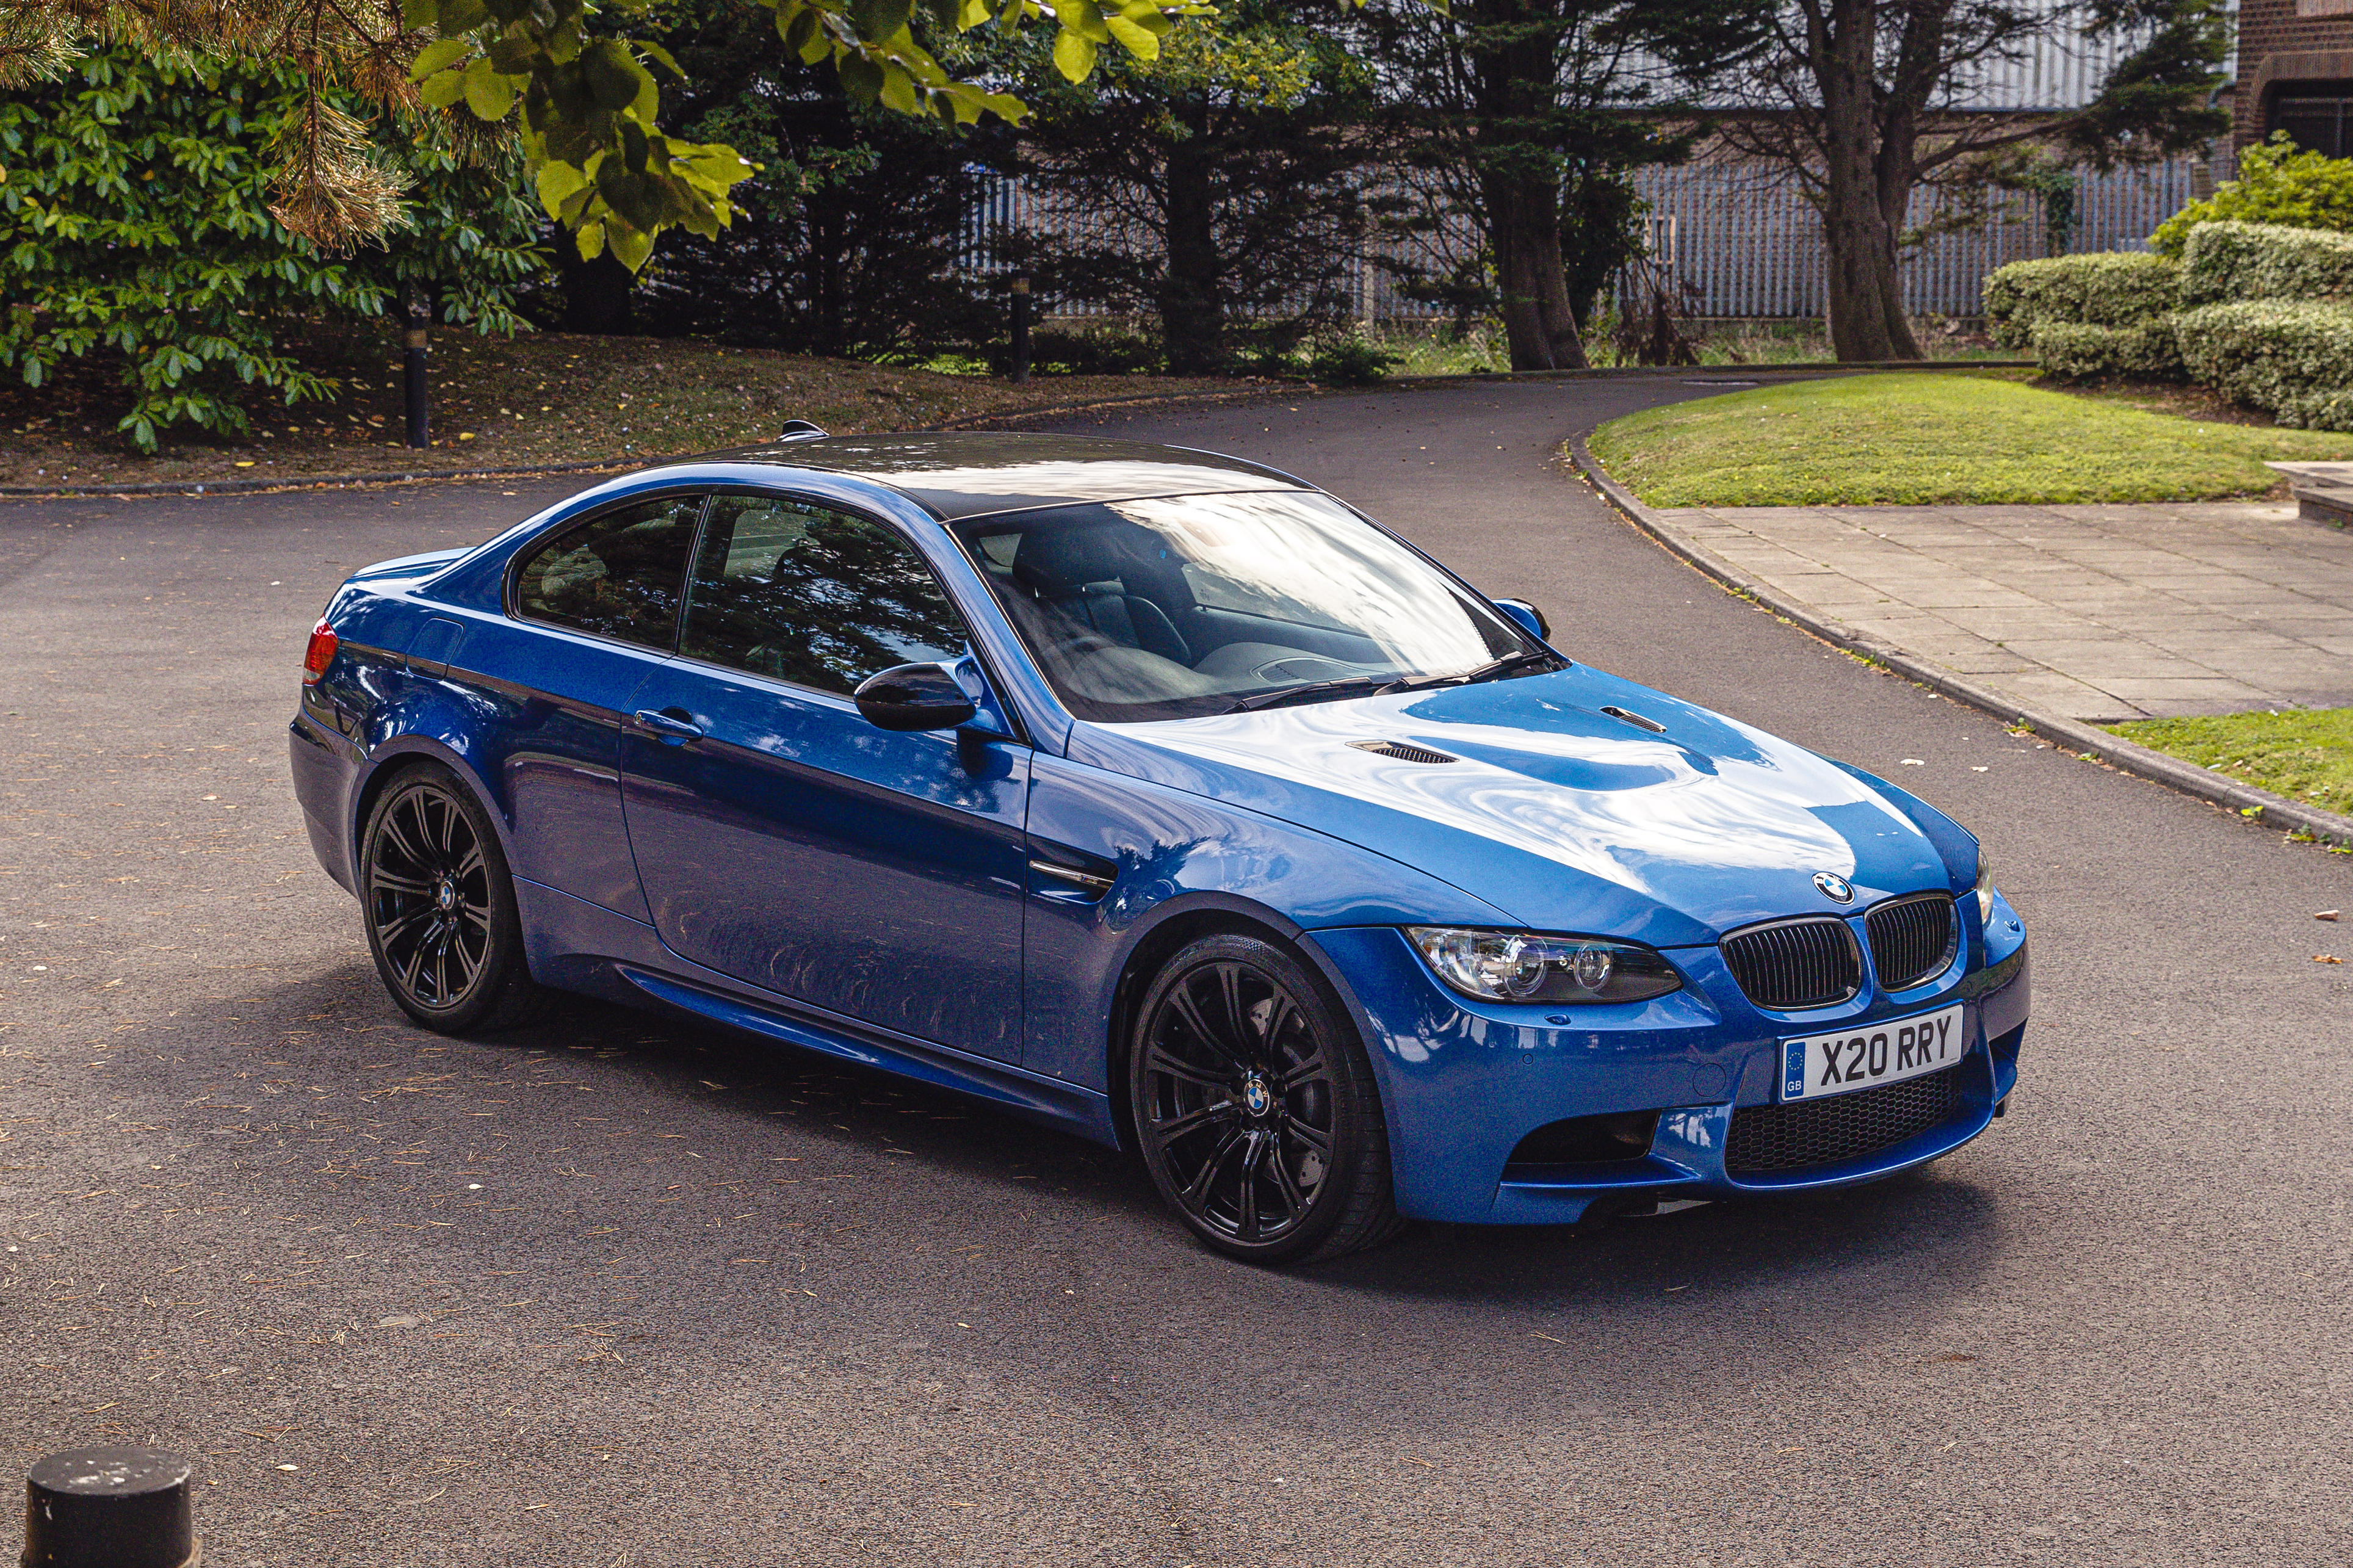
[[1348, 740, 1458, 765]]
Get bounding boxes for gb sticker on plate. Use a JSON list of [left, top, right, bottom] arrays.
[[1781, 1003, 1965, 1102]]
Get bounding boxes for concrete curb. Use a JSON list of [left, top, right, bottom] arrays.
[[1566, 432, 2353, 853], [0, 361, 2031, 502]]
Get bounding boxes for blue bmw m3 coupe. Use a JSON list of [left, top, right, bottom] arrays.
[[289, 431, 2030, 1262]]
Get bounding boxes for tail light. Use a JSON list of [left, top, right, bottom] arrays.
[[303, 618, 339, 684]]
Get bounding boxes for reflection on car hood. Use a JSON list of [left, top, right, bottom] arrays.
[[1066, 663, 1967, 947]]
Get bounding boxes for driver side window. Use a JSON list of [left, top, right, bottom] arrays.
[[679, 496, 972, 696]]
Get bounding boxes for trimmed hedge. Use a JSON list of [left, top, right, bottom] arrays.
[[1982, 252, 2180, 349], [2178, 221, 2353, 309], [2028, 320, 2182, 380], [2172, 300, 2353, 427], [2274, 388, 2353, 431]]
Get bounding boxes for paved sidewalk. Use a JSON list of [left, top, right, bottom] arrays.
[[1646, 498, 2353, 722]]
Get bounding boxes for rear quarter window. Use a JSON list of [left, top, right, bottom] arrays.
[[511, 494, 705, 649]]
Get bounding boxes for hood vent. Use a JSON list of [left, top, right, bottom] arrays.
[[1600, 705, 1668, 734], [1348, 739, 1457, 765]]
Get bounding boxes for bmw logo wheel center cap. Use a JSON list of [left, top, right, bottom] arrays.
[[1813, 871, 1855, 904], [1240, 1073, 1273, 1118]]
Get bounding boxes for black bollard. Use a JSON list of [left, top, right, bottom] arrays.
[[1010, 274, 1031, 385], [21, 1447, 198, 1568], [402, 283, 432, 449]]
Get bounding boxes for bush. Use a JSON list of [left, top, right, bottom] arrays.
[[2273, 386, 2353, 431], [1303, 336, 1400, 386], [2150, 134, 2353, 257], [997, 324, 1164, 377], [2030, 320, 2183, 380], [1981, 253, 2180, 349], [2172, 299, 2353, 415], [2177, 220, 2353, 308], [0, 49, 539, 450]]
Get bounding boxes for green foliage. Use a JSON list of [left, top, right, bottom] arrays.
[[403, 0, 1205, 271], [0, 47, 541, 450], [2176, 220, 2353, 308], [2028, 320, 2183, 381], [1011, 7, 1381, 373], [1302, 336, 1400, 385], [2274, 386, 2353, 432], [2171, 299, 2353, 421], [2150, 134, 2353, 256], [623, 0, 1008, 357], [1981, 252, 2180, 348]]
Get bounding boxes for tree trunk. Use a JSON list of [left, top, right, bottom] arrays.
[[552, 238, 637, 336], [1481, 157, 1588, 370], [1468, 0, 1589, 371], [1160, 101, 1224, 374], [1809, 0, 1921, 361]]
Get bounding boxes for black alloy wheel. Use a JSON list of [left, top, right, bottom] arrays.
[[361, 764, 549, 1034], [1130, 934, 1403, 1263]]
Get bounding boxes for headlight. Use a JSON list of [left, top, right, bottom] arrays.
[[1406, 927, 1683, 1005], [1973, 848, 1997, 924]]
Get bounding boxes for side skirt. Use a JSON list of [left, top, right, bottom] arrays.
[[511, 876, 1118, 1148]]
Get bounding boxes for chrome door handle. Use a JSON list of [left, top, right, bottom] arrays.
[[633, 708, 704, 742]]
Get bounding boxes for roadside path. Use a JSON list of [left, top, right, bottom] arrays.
[[1621, 497, 2353, 723]]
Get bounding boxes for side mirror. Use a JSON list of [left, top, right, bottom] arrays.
[[853, 662, 978, 732], [1492, 598, 1550, 641]]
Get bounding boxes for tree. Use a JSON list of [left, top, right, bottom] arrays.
[[1694, 0, 2230, 361], [0, 0, 1204, 270], [1013, 8, 1379, 373], [0, 45, 541, 447], [626, 0, 1009, 355], [1364, 0, 1739, 370]]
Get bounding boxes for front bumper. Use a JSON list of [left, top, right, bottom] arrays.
[[1307, 904, 2030, 1225]]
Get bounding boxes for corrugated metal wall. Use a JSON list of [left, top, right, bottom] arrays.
[[962, 151, 2213, 322], [1633, 155, 2210, 319]]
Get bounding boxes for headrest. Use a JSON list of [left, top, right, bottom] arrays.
[[1017, 522, 1160, 590]]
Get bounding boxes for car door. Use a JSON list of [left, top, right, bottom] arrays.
[[618, 492, 1032, 1063], [465, 490, 706, 920]]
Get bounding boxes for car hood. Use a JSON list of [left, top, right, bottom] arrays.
[[1064, 662, 1973, 948]]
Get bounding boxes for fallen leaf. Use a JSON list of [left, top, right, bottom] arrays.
[[2318, 911, 2340, 922], [2318, 955, 2344, 964]]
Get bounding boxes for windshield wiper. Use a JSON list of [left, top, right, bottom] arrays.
[[1224, 652, 1559, 715], [1453, 649, 1560, 685], [1225, 675, 1392, 714]]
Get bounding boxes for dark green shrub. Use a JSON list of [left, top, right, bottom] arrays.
[[0, 49, 540, 451], [1303, 336, 1399, 386], [2177, 220, 2353, 308], [2172, 299, 2353, 419], [2029, 320, 2183, 380], [1981, 253, 2181, 349]]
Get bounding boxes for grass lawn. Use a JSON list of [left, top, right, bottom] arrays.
[[2110, 707, 2353, 818], [1587, 371, 2353, 507], [0, 325, 1251, 490]]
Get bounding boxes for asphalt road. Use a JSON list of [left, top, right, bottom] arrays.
[[2, 377, 2349, 1568]]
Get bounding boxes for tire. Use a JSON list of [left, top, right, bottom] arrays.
[[359, 762, 552, 1035], [1128, 934, 1406, 1263]]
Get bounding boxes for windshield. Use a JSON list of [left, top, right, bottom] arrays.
[[950, 490, 1552, 723]]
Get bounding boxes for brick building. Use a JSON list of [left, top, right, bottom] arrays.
[[2236, 0, 2353, 158]]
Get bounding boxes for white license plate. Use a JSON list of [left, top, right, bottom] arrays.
[[1780, 1003, 1965, 1102]]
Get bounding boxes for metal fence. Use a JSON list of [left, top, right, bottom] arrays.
[[1633, 154, 2212, 320], [962, 150, 2217, 325]]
